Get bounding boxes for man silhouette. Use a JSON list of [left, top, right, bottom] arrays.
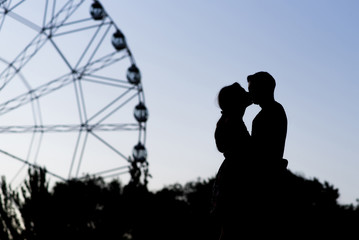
[[247, 71, 288, 171], [246, 72, 289, 237]]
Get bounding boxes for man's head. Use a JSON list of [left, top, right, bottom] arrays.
[[247, 71, 276, 105]]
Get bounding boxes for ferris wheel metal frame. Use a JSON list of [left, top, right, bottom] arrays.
[[0, 0, 149, 185]]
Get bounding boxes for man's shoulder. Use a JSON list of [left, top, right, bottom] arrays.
[[260, 101, 286, 114], [272, 101, 283, 108], [273, 101, 287, 114], [256, 101, 287, 122], [253, 101, 287, 120]]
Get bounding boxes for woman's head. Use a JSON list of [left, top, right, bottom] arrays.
[[218, 82, 252, 114]]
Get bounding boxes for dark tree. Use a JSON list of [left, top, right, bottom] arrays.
[[0, 166, 358, 240], [0, 177, 22, 240]]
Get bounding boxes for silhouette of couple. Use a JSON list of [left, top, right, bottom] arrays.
[[212, 71, 288, 239]]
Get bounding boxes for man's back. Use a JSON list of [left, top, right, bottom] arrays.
[[251, 101, 287, 167]]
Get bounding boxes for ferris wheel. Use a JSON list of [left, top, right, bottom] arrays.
[[0, 0, 149, 185]]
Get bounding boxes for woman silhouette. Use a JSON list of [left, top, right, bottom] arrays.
[[211, 82, 252, 240]]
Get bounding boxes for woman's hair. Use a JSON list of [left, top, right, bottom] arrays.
[[218, 82, 251, 112]]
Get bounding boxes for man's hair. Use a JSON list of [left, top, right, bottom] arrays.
[[247, 71, 276, 93]]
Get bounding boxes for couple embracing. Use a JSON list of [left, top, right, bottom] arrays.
[[212, 71, 288, 239]]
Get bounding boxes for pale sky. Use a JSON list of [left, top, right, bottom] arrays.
[[103, 0, 359, 205], [0, 1, 358, 205]]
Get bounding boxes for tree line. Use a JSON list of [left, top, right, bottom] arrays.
[[0, 167, 358, 240]]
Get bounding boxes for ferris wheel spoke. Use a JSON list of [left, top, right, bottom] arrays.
[[89, 131, 128, 162], [46, 0, 56, 33], [49, 37, 74, 72], [74, 130, 89, 178], [7, 0, 25, 12], [73, 76, 87, 124], [81, 77, 133, 89], [86, 89, 137, 125], [0, 123, 140, 133], [32, 95, 44, 129], [77, 165, 130, 180], [59, 17, 94, 28], [7, 10, 42, 32], [43, 0, 49, 27], [47, 0, 85, 31], [84, 23, 113, 69], [0, 33, 48, 91], [29, 131, 43, 165], [10, 162, 27, 185], [10, 130, 42, 184], [74, 19, 112, 71], [90, 123, 139, 131], [0, 148, 66, 181], [53, 21, 111, 38], [74, 54, 129, 125], [83, 74, 129, 85], [68, 130, 85, 179], [0, 9, 6, 31], [0, 52, 129, 116], [0, 73, 73, 116], [94, 92, 139, 127], [82, 51, 129, 79], [75, 52, 119, 124], [86, 87, 133, 123], [81, 52, 129, 76]]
